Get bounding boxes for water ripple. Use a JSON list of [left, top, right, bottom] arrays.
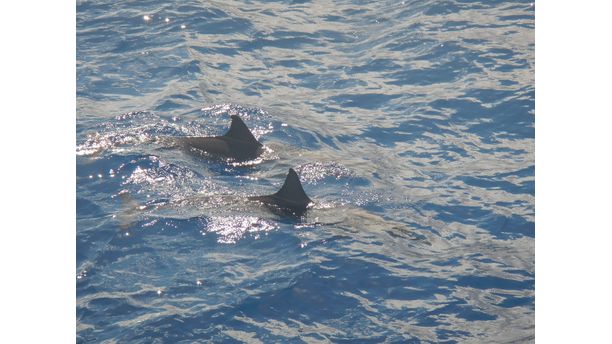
[[77, 0, 534, 342]]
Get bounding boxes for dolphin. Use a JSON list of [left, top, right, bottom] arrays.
[[249, 168, 313, 215], [171, 115, 264, 161], [118, 168, 313, 224]]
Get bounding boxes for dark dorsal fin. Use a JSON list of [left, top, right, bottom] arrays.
[[273, 168, 312, 206], [223, 115, 261, 146]]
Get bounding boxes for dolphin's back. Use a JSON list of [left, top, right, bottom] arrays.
[[179, 137, 233, 157], [173, 115, 263, 161]]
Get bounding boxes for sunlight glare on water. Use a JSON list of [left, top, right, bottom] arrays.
[[206, 216, 279, 244]]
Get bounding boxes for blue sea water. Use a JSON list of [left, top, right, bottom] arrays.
[[76, 0, 534, 342]]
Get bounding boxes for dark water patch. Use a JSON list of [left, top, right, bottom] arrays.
[[331, 335, 388, 343], [193, 17, 253, 35], [342, 7, 369, 16], [460, 175, 532, 195], [385, 36, 437, 52], [348, 58, 402, 74], [439, 301, 497, 321], [77, 218, 116, 265], [430, 95, 534, 141], [155, 99, 184, 111], [82, 297, 150, 318], [436, 328, 471, 343], [498, 294, 535, 308], [424, 202, 534, 239], [276, 59, 314, 68], [424, 1, 463, 16], [491, 214, 534, 239], [416, 299, 496, 328], [454, 274, 533, 291], [387, 60, 480, 86], [191, 45, 240, 57], [235, 34, 320, 51], [77, 198, 104, 219], [498, 14, 534, 23]]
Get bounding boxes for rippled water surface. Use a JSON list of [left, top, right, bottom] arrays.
[[77, 0, 534, 342]]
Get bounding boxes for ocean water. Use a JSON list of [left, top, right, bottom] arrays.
[[76, 0, 535, 343]]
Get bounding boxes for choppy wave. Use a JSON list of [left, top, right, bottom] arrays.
[[77, 0, 534, 342]]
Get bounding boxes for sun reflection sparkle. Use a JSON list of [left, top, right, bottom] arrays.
[[206, 216, 278, 244]]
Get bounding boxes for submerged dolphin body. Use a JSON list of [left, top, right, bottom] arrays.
[[118, 168, 313, 225], [173, 115, 263, 161], [249, 168, 313, 215]]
